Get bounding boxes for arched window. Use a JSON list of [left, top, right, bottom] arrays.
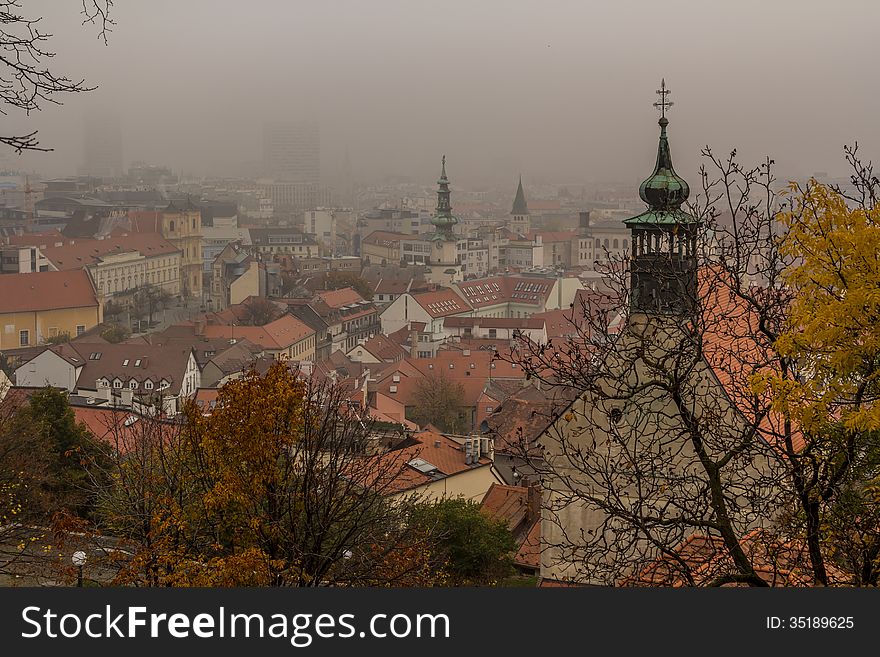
[[613, 239, 619, 249], [595, 239, 601, 248], [169, 220, 175, 232]]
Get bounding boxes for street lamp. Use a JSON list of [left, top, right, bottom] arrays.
[[72, 551, 87, 587]]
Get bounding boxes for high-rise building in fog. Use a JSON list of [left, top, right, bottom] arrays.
[[82, 112, 123, 179], [263, 121, 320, 184]]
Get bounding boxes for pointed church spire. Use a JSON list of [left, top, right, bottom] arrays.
[[511, 175, 529, 216], [431, 155, 457, 240]]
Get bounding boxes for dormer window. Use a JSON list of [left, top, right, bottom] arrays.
[[129, 380, 138, 389], [144, 380, 154, 390], [122, 359, 129, 366]]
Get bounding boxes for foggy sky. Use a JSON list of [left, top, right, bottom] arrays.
[[7, 0, 879, 187]]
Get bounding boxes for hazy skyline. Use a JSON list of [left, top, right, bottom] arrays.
[[6, 0, 878, 187]]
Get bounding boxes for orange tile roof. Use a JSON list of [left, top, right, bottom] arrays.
[[74, 406, 177, 455], [698, 269, 806, 453], [514, 520, 540, 569], [315, 287, 365, 309], [619, 529, 835, 587], [0, 270, 99, 313], [480, 483, 529, 530]]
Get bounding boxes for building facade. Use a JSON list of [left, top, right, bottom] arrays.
[[0, 270, 101, 351]]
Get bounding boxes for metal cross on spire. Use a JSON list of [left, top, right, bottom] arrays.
[[653, 78, 673, 119]]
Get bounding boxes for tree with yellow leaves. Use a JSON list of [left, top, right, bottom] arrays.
[[760, 145, 880, 585], [93, 361, 437, 586]]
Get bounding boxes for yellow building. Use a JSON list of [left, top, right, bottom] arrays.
[[131, 200, 203, 300], [35, 233, 181, 302], [0, 270, 101, 351]]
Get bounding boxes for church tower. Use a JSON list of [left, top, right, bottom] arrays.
[[427, 155, 463, 285], [510, 175, 530, 235], [624, 80, 700, 315]]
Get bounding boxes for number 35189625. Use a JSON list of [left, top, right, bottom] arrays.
[[767, 616, 854, 629]]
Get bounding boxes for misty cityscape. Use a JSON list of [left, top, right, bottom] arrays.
[[0, 0, 878, 596]]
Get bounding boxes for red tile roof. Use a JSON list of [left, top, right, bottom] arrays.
[[34, 233, 179, 270], [411, 288, 471, 318], [0, 270, 99, 314], [200, 314, 314, 351]]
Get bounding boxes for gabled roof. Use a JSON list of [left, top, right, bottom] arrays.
[[315, 287, 364, 309], [18, 343, 86, 369], [350, 335, 407, 362], [0, 270, 98, 314], [71, 343, 196, 395]]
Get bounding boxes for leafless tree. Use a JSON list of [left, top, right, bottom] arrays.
[[0, 1, 114, 153]]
